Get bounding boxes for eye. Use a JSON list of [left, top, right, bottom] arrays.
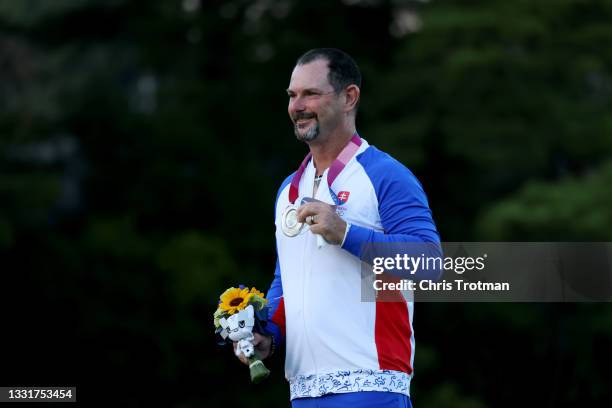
[[239, 320, 245, 328]]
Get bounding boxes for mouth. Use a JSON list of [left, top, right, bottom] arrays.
[[296, 118, 313, 126], [294, 116, 316, 128]]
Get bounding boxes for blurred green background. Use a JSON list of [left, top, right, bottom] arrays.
[[1, 0, 612, 406]]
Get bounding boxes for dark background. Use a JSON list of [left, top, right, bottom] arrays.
[[1, 0, 612, 406]]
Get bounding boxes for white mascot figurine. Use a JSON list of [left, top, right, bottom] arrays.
[[219, 304, 255, 358], [219, 305, 270, 383]]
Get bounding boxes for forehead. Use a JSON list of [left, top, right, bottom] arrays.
[[288, 59, 331, 91]]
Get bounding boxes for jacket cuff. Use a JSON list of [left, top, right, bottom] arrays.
[[265, 320, 283, 352], [341, 223, 372, 258]]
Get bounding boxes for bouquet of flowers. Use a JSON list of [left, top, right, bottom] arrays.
[[214, 285, 271, 384]]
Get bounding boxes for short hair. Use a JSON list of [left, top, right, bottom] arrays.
[[296, 48, 362, 94]]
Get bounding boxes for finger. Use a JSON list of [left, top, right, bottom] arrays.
[[309, 224, 324, 235], [297, 202, 329, 221], [296, 203, 317, 220]]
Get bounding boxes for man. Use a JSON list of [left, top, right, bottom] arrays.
[[236, 48, 440, 407]]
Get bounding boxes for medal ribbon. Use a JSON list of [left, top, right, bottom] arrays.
[[288, 133, 362, 203]]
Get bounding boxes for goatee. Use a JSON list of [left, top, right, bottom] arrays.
[[294, 121, 320, 142]]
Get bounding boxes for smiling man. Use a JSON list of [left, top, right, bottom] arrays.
[[235, 48, 440, 408]]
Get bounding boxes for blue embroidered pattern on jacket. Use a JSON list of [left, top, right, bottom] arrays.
[[289, 369, 411, 400]]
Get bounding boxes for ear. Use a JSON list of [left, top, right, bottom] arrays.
[[344, 85, 360, 113]]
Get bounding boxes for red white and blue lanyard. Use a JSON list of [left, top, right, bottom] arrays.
[[288, 133, 362, 205]]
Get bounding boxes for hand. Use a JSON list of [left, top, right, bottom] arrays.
[[233, 333, 272, 365], [296, 201, 347, 245]]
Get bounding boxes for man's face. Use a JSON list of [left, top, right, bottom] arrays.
[[287, 59, 343, 142]]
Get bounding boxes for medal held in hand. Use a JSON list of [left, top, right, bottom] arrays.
[[214, 286, 271, 384], [281, 204, 303, 237]]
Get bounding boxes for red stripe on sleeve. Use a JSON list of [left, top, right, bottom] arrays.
[[271, 297, 286, 337]]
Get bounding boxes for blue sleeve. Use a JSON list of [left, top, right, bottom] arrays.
[[341, 147, 442, 281], [265, 172, 293, 347], [265, 258, 284, 347]]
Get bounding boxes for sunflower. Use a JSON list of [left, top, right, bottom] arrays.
[[218, 287, 251, 315], [249, 287, 266, 299]]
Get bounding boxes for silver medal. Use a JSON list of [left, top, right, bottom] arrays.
[[281, 204, 303, 237]]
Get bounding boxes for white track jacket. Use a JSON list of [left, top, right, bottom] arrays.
[[266, 138, 440, 400]]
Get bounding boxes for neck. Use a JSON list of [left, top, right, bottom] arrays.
[[308, 125, 356, 176]]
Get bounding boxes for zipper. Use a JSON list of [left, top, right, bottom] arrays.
[[300, 169, 319, 374]]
